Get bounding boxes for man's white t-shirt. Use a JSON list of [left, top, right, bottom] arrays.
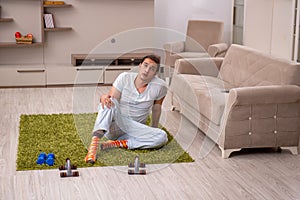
[[113, 72, 167, 124]]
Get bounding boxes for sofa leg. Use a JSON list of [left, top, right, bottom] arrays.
[[281, 146, 298, 155], [171, 106, 176, 111], [219, 147, 241, 159]]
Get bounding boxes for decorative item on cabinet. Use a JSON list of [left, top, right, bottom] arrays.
[[43, 13, 55, 28], [44, 1, 65, 5], [15, 32, 33, 44]]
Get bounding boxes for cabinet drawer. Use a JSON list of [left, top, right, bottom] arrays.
[[47, 66, 104, 85], [0, 67, 46, 87]]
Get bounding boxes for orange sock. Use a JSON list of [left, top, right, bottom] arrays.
[[100, 140, 128, 150], [85, 136, 100, 164]]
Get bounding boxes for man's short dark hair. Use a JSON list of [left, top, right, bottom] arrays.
[[141, 54, 160, 72]]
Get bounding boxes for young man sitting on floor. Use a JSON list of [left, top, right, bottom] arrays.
[[85, 54, 168, 164]]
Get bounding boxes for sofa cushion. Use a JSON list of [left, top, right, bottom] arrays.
[[185, 20, 224, 52], [218, 44, 300, 87], [171, 74, 231, 125]]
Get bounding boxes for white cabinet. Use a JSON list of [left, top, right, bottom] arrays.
[[0, 52, 144, 87], [0, 62, 133, 87], [0, 65, 45, 87], [243, 0, 298, 61], [47, 65, 133, 86]]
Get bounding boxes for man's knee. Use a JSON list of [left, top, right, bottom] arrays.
[[155, 129, 168, 147], [161, 130, 168, 144], [93, 103, 116, 133]]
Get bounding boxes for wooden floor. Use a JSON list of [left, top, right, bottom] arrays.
[[1, 86, 300, 200]]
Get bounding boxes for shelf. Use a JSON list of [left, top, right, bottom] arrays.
[[71, 52, 154, 66], [44, 27, 72, 32], [0, 42, 43, 48], [0, 18, 13, 22], [0, 2, 72, 47], [43, 4, 72, 8]]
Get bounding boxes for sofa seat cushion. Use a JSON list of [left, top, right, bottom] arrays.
[[171, 74, 231, 125]]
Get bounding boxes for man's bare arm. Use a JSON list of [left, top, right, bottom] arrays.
[[151, 97, 165, 128], [100, 86, 121, 109]]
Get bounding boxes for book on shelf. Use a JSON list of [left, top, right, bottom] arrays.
[[44, 13, 55, 28], [44, 1, 65, 5]]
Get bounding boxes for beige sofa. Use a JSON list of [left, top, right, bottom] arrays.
[[170, 44, 300, 158]]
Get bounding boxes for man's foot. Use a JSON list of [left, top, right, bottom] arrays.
[[100, 140, 128, 150], [85, 136, 100, 164]]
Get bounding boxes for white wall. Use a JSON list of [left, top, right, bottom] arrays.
[[154, 0, 233, 44], [0, 0, 154, 65], [0, 0, 234, 66], [44, 0, 155, 64]]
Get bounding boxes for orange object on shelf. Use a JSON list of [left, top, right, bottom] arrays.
[[44, 1, 65, 5], [16, 36, 33, 44]]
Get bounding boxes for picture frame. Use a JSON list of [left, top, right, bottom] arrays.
[[44, 13, 55, 28]]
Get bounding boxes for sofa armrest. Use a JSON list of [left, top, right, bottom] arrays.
[[228, 85, 300, 105], [219, 85, 300, 150], [163, 41, 185, 53], [208, 43, 228, 57], [174, 57, 224, 77]]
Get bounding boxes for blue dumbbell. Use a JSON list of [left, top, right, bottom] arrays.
[[36, 152, 47, 165], [46, 153, 55, 166]]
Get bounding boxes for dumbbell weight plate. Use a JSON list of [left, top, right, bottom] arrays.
[[72, 171, 79, 176], [60, 172, 67, 177]]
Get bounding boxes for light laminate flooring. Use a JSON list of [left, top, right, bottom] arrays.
[[0, 87, 300, 200]]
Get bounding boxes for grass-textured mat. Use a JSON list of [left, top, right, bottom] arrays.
[[17, 113, 194, 171]]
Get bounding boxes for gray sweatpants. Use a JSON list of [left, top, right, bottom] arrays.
[[92, 99, 168, 149]]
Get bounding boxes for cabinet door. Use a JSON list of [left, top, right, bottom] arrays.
[[75, 67, 104, 84], [104, 66, 132, 84], [0, 66, 45, 87], [47, 66, 77, 85], [244, 0, 273, 53], [47, 66, 104, 85], [271, 0, 295, 60], [232, 0, 244, 45], [244, 0, 296, 60], [105, 69, 129, 84]]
